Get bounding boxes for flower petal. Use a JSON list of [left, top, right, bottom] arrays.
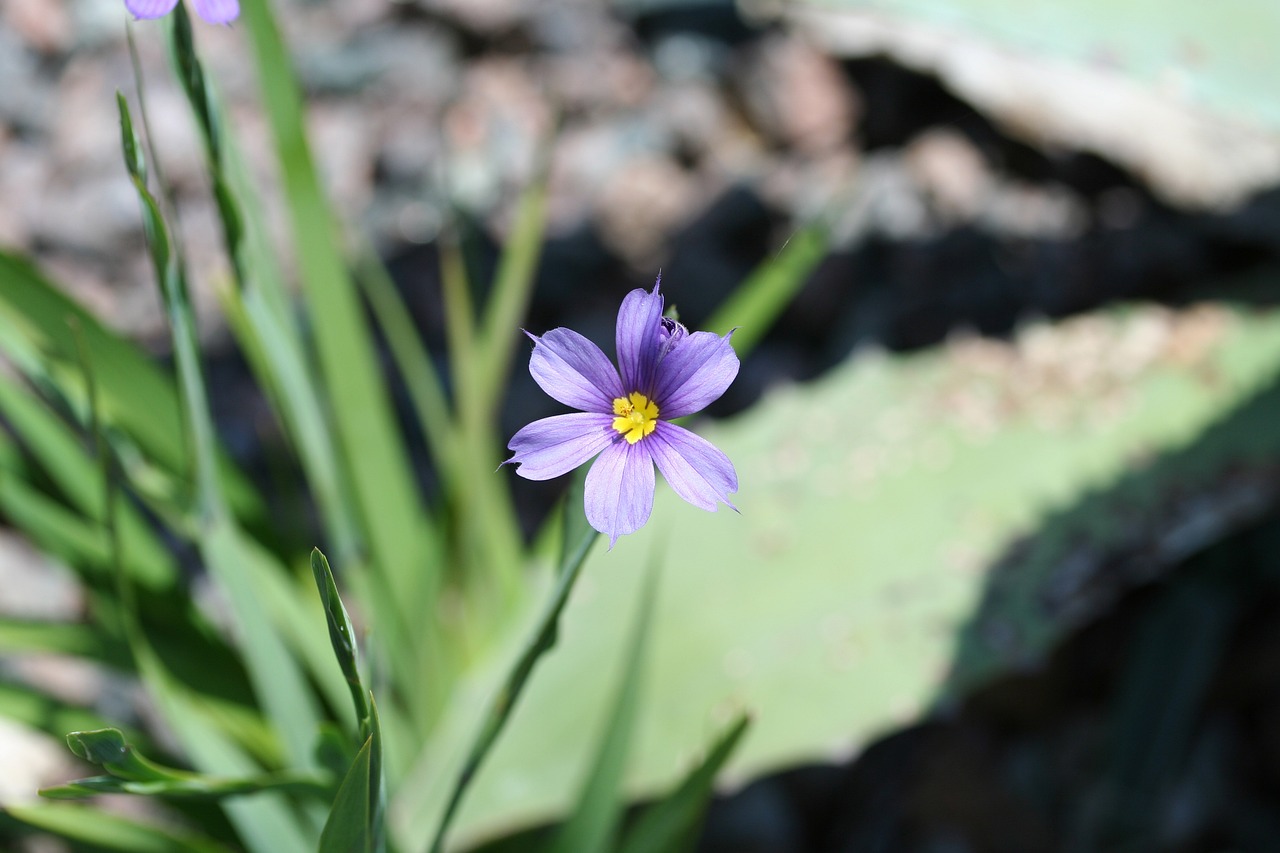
[[652, 330, 739, 418], [124, 0, 180, 18], [505, 413, 615, 481], [615, 282, 664, 394], [528, 328, 624, 413], [649, 423, 738, 512], [585, 440, 655, 547], [190, 0, 239, 23]]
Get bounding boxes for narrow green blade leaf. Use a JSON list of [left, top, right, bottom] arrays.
[[0, 469, 121, 578], [703, 224, 828, 357], [546, 565, 659, 853], [118, 91, 324, 772], [319, 696, 384, 853], [0, 682, 117, 743], [39, 728, 326, 801], [219, 279, 362, 565], [239, 0, 439, 631], [319, 735, 376, 853], [354, 250, 456, 490], [201, 523, 324, 768], [311, 548, 371, 735], [476, 170, 549, 418], [0, 251, 261, 520], [0, 375, 177, 590], [5, 803, 231, 853], [617, 714, 751, 853], [166, 2, 362, 567], [130, 641, 315, 853], [0, 619, 128, 665]]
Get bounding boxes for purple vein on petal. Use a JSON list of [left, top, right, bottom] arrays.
[[652, 330, 739, 419], [585, 441, 655, 548], [506, 413, 616, 481], [527, 328, 624, 413], [124, 0, 180, 18], [190, 0, 240, 23], [649, 422, 738, 512], [615, 284, 664, 394]]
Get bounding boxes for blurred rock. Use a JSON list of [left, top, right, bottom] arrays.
[[793, 5, 1280, 209], [594, 154, 701, 266], [735, 33, 859, 156], [50, 56, 135, 173], [0, 719, 76, 807], [412, 0, 530, 35], [0, 29, 48, 131], [903, 128, 992, 223], [310, 101, 378, 210], [29, 175, 138, 256], [0, 534, 82, 620], [444, 56, 552, 212], [4, 0, 73, 56]]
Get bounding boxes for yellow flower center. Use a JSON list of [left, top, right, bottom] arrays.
[[612, 392, 659, 444]]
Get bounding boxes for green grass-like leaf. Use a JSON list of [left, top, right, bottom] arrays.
[[475, 168, 550, 420], [311, 549, 372, 737], [318, 698, 384, 853], [239, 0, 440, 649], [703, 224, 828, 356], [119, 90, 325, 771], [40, 728, 328, 801], [617, 714, 751, 853], [0, 251, 261, 520], [546, 564, 658, 853], [0, 374, 176, 591], [4, 803, 231, 853]]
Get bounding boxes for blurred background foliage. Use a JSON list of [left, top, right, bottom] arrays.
[[2, 0, 1280, 850]]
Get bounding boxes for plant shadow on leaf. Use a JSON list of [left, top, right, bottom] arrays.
[[942, 365, 1280, 702], [772, 355, 1280, 851]]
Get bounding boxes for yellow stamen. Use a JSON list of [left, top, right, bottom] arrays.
[[611, 392, 659, 444]]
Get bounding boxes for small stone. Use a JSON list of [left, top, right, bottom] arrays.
[[4, 0, 73, 55], [29, 176, 139, 256], [735, 33, 859, 155], [903, 128, 992, 223], [411, 0, 529, 35], [0, 718, 76, 807], [0, 533, 82, 620], [593, 154, 700, 266]]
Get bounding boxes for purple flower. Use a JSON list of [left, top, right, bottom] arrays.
[[506, 279, 739, 546], [125, 0, 239, 24]]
